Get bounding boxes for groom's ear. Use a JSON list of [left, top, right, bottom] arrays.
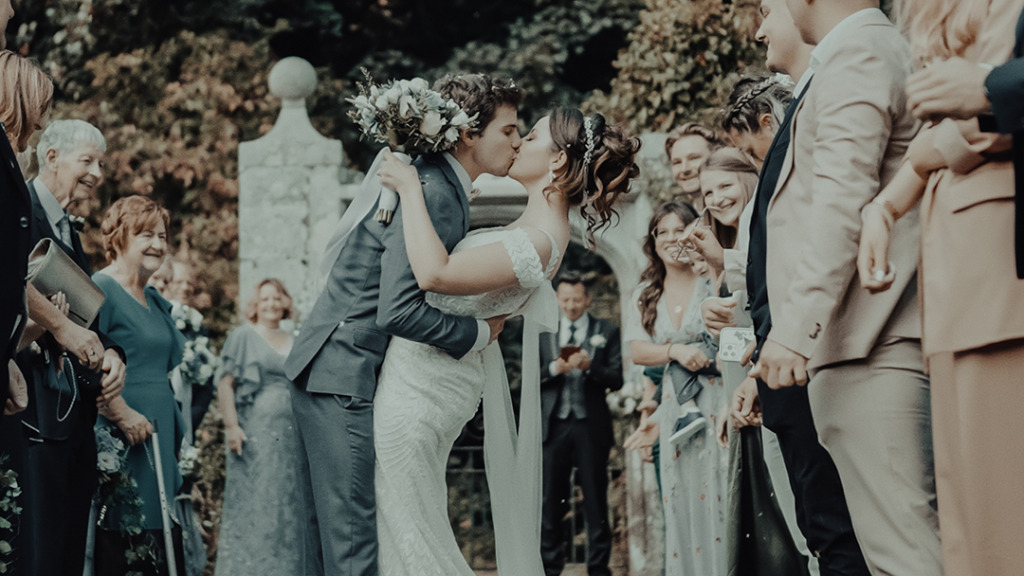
[[458, 128, 478, 149]]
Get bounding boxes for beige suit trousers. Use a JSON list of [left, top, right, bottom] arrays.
[[808, 339, 942, 576], [929, 340, 1024, 576]]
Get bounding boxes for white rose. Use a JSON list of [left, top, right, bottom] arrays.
[[426, 92, 446, 110], [97, 452, 119, 473], [445, 127, 460, 142], [375, 94, 389, 109], [399, 94, 416, 119], [409, 77, 429, 91], [420, 111, 444, 137], [450, 110, 469, 126], [385, 84, 402, 104], [183, 348, 196, 363], [199, 364, 213, 379], [589, 334, 607, 348], [175, 319, 186, 330]]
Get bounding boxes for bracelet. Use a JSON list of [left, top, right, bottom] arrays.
[[667, 343, 675, 361]]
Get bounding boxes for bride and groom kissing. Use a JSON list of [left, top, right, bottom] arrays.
[[283, 72, 640, 576]]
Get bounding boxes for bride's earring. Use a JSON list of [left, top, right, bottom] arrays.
[[548, 169, 554, 183]]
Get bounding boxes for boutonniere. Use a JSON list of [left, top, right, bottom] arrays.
[[68, 214, 86, 231], [589, 334, 607, 348]]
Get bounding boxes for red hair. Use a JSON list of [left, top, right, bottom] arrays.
[[100, 195, 170, 262]]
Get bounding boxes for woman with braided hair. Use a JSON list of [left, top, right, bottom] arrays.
[[374, 107, 639, 576], [722, 73, 795, 171]]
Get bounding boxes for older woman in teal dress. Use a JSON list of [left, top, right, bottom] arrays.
[[92, 195, 187, 575], [215, 278, 309, 575]]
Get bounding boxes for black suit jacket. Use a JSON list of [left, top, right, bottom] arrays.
[[982, 7, 1024, 276], [539, 314, 623, 446], [15, 180, 116, 440], [0, 128, 33, 415], [747, 79, 812, 356]]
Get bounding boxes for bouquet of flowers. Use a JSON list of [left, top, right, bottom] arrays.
[[171, 303, 218, 389], [178, 443, 199, 478], [94, 425, 159, 571], [347, 70, 478, 223]]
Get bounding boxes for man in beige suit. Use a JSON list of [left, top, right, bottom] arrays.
[[750, 1, 943, 574]]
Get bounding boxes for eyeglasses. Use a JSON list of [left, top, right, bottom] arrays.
[[651, 226, 688, 240]]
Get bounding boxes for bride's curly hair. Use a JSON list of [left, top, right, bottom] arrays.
[[547, 108, 641, 240]]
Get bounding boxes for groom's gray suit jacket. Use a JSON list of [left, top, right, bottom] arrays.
[[285, 153, 479, 400]]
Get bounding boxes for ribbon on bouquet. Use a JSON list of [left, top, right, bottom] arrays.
[[316, 148, 412, 290], [482, 283, 558, 576]]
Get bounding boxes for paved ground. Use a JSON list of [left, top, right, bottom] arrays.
[[475, 563, 589, 576]]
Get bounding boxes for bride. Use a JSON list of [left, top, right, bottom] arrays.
[[375, 106, 639, 575]]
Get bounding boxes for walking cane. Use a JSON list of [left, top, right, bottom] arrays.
[[150, 420, 179, 576]]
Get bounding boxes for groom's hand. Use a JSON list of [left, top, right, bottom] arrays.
[[485, 315, 508, 344]]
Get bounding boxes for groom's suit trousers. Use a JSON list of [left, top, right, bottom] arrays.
[[292, 388, 377, 576]]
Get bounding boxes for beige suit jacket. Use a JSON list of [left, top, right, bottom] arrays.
[[765, 10, 922, 370], [918, 0, 1024, 356]]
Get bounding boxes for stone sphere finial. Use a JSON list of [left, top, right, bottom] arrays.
[[269, 57, 317, 102]]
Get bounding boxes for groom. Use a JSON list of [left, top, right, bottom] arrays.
[[285, 73, 524, 576]]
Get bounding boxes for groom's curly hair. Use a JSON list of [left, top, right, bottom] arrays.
[[433, 73, 523, 137]]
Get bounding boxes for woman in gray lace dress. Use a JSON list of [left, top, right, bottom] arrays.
[[215, 279, 309, 575]]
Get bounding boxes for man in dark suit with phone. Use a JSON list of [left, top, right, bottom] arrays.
[[539, 272, 623, 576]]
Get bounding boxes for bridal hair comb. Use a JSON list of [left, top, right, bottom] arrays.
[[582, 116, 596, 167]]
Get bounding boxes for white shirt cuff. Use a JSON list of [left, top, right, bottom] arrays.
[[471, 319, 491, 351], [549, 361, 560, 377]]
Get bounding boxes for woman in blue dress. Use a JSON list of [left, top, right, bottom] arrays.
[[625, 201, 726, 576], [215, 278, 309, 575], [92, 195, 187, 575]]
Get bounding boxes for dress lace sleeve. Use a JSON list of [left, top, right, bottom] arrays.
[[500, 228, 552, 289]]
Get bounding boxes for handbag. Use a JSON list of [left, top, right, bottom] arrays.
[[26, 238, 105, 327], [726, 427, 810, 576]]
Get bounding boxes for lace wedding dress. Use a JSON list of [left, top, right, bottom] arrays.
[[374, 226, 560, 576]]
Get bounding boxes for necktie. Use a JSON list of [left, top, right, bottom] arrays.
[[567, 323, 577, 346], [57, 213, 72, 246]]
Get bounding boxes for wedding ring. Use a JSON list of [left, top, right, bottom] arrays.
[[88, 349, 97, 357]]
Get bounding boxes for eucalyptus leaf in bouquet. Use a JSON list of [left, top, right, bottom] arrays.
[[346, 69, 478, 223]]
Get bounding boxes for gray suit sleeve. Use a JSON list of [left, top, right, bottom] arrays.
[[375, 174, 479, 359]]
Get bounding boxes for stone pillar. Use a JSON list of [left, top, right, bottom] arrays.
[[238, 57, 360, 324]]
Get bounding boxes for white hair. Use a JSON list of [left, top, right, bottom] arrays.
[[36, 119, 107, 168]]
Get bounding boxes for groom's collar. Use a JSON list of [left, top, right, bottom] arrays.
[[442, 152, 473, 199]]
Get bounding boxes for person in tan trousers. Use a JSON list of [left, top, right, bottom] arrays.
[[749, 1, 944, 574], [859, 1, 1024, 574]]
